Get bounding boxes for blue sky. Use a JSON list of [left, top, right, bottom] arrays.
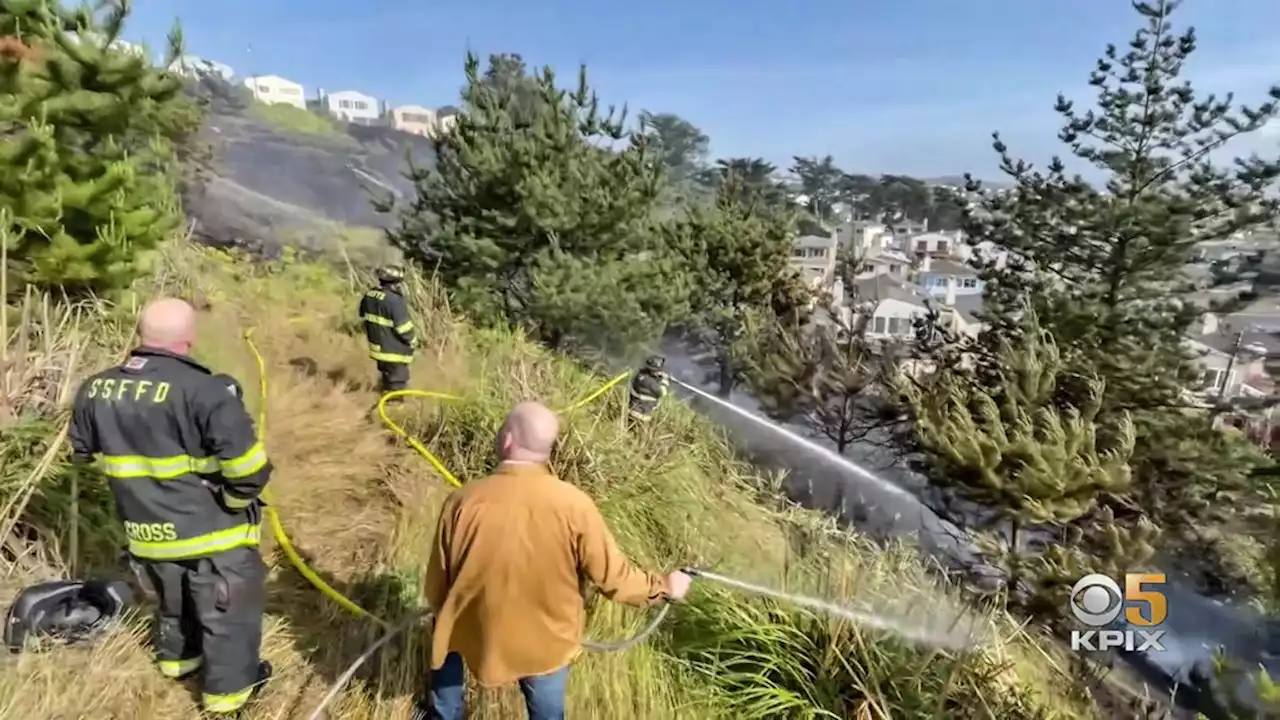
[[126, 0, 1280, 178]]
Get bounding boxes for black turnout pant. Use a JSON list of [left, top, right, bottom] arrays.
[[377, 360, 411, 393], [131, 546, 267, 709]]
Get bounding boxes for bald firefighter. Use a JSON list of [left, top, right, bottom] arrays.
[[360, 265, 417, 396], [627, 355, 670, 427], [67, 298, 273, 716]]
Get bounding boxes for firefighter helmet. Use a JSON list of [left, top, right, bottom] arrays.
[[644, 355, 665, 371], [376, 265, 406, 284], [4, 579, 134, 653]]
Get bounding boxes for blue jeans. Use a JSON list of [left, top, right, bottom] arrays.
[[422, 652, 567, 720]]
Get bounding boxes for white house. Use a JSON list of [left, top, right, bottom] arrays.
[[243, 74, 306, 109], [904, 231, 963, 257], [845, 275, 981, 341], [170, 54, 234, 81], [319, 89, 381, 124], [790, 233, 839, 288]]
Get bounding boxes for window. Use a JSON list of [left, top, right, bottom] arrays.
[[353, 100, 369, 110], [257, 85, 270, 93], [403, 112, 433, 123], [937, 241, 949, 254], [888, 317, 905, 335], [915, 240, 928, 253], [961, 277, 978, 289], [873, 316, 886, 334], [338, 99, 353, 109], [889, 264, 901, 274], [1201, 369, 1224, 390], [792, 248, 805, 258], [280, 87, 300, 95], [860, 263, 874, 273]]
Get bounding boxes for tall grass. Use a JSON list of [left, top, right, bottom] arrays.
[[0, 241, 1098, 719]]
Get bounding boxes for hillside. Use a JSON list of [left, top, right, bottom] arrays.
[[185, 107, 434, 263], [0, 241, 1098, 719]]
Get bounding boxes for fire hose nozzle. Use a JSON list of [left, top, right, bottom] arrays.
[[680, 566, 702, 577]]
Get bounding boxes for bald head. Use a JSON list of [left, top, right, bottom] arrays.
[[497, 401, 560, 463], [138, 298, 197, 355]]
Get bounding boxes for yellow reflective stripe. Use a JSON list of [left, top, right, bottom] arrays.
[[369, 344, 412, 363], [158, 656, 203, 678], [362, 313, 394, 327], [129, 524, 261, 560], [395, 320, 414, 334], [97, 454, 218, 479], [628, 410, 653, 421], [222, 493, 254, 509], [203, 686, 255, 713], [632, 393, 660, 402], [220, 442, 267, 479]]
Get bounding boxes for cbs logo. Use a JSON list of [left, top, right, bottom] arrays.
[[1069, 573, 1167, 627]]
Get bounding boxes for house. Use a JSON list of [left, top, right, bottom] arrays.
[[836, 220, 892, 253], [386, 105, 439, 136], [790, 233, 839, 288], [905, 231, 962, 257], [319, 89, 382, 125], [1190, 313, 1280, 396], [854, 246, 912, 281], [243, 74, 306, 109], [171, 54, 234, 81], [916, 256, 983, 298], [846, 275, 982, 341]]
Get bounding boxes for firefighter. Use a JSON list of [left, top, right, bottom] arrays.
[[67, 298, 272, 716], [359, 265, 416, 396], [627, 355, 670, 426]]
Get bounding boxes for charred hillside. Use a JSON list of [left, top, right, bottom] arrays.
[[184, 107, 434, 257]]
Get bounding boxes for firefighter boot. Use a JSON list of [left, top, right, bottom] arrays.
[[215, 661, 273, 718]]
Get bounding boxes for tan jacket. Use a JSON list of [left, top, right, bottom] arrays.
[[425, 462, 670, 686]]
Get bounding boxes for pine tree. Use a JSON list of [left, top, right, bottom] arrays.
[[669, 173, 798, 396], [0, 0, 203, 295], [747, 313, 888, 453], [896, 312, 1144, 606], [959, 0, 1279, 591], [386, 53, 690, 356]]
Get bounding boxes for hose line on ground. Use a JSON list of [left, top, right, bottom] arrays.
[[240, 333, 674, 715]]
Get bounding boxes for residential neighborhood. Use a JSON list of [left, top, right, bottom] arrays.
[[159, 48, 458, 138], [787, 212, 1280, 451]]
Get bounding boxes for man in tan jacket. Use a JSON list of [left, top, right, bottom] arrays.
[[415, 401, 692, 720]]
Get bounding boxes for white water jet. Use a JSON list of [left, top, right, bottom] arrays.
[[669, 376, 917, 502], [691, 568, 987, 651]]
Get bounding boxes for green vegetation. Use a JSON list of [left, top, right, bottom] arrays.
[[0, 1, 201, 295], [250, 100, 344, 137], [249, 100, 343, 137]]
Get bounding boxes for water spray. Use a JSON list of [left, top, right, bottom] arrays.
[[668, 377, 918, 502], [681, 567, 985, 651]]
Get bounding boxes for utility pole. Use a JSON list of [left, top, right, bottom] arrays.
[[1218, 329, 1245, 398]]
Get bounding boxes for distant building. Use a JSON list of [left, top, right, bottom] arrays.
[[386, 105, 438, 136], [905, 231, 961, 257], [243, 74, 306, 109], [846, 274, 981, 341], [790, 233, 839, 288], [318, 89, 382, 125], [385, 104, 457, 138], [170, 54, 234, 81], [916, 257, 983, 298]]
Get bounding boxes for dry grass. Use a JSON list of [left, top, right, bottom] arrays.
[[0, 241, 1100, 719]]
